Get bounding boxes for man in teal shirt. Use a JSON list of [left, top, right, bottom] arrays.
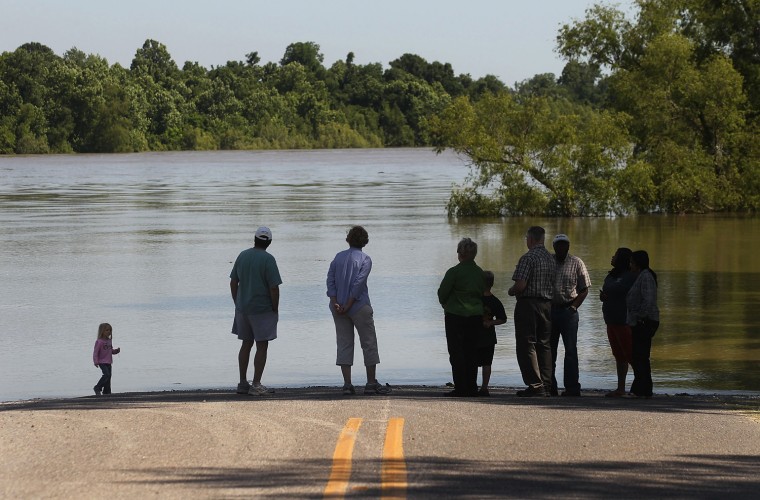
[[438, 238, 485, 397], [230, 226, 282, 396]]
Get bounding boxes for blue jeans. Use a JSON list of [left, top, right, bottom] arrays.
[[95, 364, 112, 394], [551, 307, 580, 394]]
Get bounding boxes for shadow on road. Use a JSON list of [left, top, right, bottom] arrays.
[[120, 453, 760, 498]]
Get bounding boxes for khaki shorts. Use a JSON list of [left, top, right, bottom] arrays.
[[234, 310, 278, 342], [333, 304, 380, 366]]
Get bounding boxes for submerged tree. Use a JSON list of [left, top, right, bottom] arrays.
[[434, 0, 760, 216], [556, 0, 760, 213], [432, 93, 632, 216]]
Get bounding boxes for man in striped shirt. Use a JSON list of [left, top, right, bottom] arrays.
[[550, 234, 591, 397], [508, 226, 557, 397]]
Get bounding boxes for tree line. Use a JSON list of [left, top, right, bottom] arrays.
[[0, 39, 506, 154], [2, 1, 760, 216]]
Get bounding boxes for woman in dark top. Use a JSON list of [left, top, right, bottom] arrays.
[[626, 250, 660, 398], [599, 248, 635, 397]]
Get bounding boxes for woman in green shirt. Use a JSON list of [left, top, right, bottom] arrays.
[[438, 238, 485, 397]]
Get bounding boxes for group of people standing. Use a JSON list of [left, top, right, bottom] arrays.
[[225, 224, 659, 398], [90, 225, 659, 398], [438, 225, 660, 399], [437, 238, 508, 397], [601, 247, 661, 398]]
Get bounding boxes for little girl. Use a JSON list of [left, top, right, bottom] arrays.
[[93, 323, 120, 395]]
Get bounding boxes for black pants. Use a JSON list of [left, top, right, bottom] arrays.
[[631, 319, 659, 397], [95, 363, 112, 394], [514, 298, 553, 391], [445, 313, 481, 396]]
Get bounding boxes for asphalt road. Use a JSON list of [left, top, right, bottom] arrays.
[[1, 386, 758, 499]]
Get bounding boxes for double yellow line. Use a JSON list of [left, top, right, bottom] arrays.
[[323, 417, 407, 499]]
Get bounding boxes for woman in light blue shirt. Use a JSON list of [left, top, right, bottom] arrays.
[[327, 226, 391, 396]]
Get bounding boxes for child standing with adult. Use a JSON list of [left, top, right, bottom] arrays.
[[93, 322, 120, 396], [477, 271, 507, 396], [438, 238, 485, 397]]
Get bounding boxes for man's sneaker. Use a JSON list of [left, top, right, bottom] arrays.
[[342, 384, 355, 395], [93, 386, 101, 396], [236, 382, 251, 394], [364, 381, 392, 395], [248, 383, 275, 396]]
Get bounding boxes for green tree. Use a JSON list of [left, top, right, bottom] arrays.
[[558, 60, 605, 106], [0, 80, 21, 153], [556, 1, 760, 212], [132, 74, 185, 149], [0, 42, 59, 108], [280, 42, 326, 79], [464, 74, 507, 100], [613, 34, 749, 211], [128, 41, 188, 149], [343, 62, 385, 108], [644, 0, 760, 112], [556, 4, 633, 69], [514, 73, 565, 100], [14, 102, 49, 153], [130, 39, 179, 88], [0, 43, 76, 152], [90, 81, 135, 152], [387, 53, 466, 96], [432, 93, 632, 216], [380, 79, 450, 145]]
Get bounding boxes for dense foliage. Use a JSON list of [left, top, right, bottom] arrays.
[[433, 0, 760, 215], [0, 40, 504, 154]]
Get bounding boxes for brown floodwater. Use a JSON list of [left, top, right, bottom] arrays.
[[1, 149, 758, 401]]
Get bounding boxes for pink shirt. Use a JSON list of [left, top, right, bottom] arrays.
[[93, 338, 114, 365]]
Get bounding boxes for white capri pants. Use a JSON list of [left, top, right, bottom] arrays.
[[333, 304, 380, 366]]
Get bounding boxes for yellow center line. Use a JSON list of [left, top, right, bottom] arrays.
[[381, 417, 407, 499], [324, 417, 363, 498]]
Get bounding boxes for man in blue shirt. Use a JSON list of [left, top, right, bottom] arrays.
[[326, 226, 391, 396]]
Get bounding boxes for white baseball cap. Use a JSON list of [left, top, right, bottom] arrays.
[[255, 226, 272, 241], [553, 233, 570, 244]]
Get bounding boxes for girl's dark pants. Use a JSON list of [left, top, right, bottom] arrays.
[[95, 363, 112, 394]]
